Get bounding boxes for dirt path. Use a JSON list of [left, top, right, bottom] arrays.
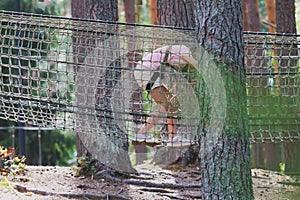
[[0, 165, 299, 199]]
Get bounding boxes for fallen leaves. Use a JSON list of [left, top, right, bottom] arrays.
[[0, 145, 26, 176]]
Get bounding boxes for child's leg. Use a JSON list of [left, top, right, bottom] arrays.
[[137, 104, 166, 134], [137, 86, 169, 135], [167, 118, 177, 139], [150, 86, 180, 138]]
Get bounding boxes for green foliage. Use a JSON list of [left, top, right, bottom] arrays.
[[29, 131, 76, 166], [258, 0, 267, 20], [0, 0, 15, 11], [75, 155, 129, 179], [0, 130, 76, 166], [258, 0, 268, 32], [0, 0, 66, 16], [75, 155, 105, 177], [279, 162, 285, 173], [142, 89, 151, 112], [136, 2, 151, 24]]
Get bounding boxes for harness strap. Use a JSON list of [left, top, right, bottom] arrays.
[[145, 69, 161, 94], [145, 49, 170, 94]]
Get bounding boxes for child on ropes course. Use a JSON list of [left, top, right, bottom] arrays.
[[133, 44, 197, 146]]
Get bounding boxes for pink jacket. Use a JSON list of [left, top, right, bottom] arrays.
[[137, 45, 192, 70]]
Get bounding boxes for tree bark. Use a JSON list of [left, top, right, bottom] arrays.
[[275, 0, 297, 71], [194, 0, 253, 199], [157, 0, 195, 28], [276, 0, 296, 34], [276, 0, 297, 76], [265, 0, 276, 32], [71, 0, 118, 66], [264, 143, 281, 171], [149, 0, 158, 25], [124, 0, 135, 23], [71, 0, 135, 173], [242, 0, 261, 32], [71, 0, 118, 157]]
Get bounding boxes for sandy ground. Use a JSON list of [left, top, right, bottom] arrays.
[[0, 165, 299, 200]]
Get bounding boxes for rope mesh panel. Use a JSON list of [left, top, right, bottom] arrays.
[[244, 32, 300, 142], [0, 11, 299, 144], [0, 11, 200, 147]]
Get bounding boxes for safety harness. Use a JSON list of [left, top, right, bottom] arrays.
[[145, 50, 170, 95]]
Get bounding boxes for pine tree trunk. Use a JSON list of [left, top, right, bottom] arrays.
[[242, 0, 261, 31], [71, 0, 119, 157], [194, 0, 253, 198], [157, 0, 195, 28], [124, 0, 135, 23], [149, 0, 158, 25], [265, 0, 276, 32], [71, 0, 136, 173]]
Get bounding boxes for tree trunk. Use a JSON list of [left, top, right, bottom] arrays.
[[265, 0, 276, 32], [276, 0, 296, 34], [71, 0, 118, 157], [276, 0, 297, 70], [264, 143, 281, 171], [124, 0, 135, 23], [276, 0, 297, 75], [149, 0, 158, 25], [71, 0, 118, 66], [194, 0, 253, 199], [276, 0, 300, 174], [157, 0, 195, 28], [242, 0, 261, 31], [71, 0, 118, 21], [283, 141, 300, 174], [71, 0, 135, 173]]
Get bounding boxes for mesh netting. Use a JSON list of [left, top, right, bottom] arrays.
[[0, 11, 299, 145], [0, 10, 201, 149], [244, 32, 300, 142]]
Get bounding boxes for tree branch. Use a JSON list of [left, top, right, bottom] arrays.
[[124, 179, 201, 189]]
